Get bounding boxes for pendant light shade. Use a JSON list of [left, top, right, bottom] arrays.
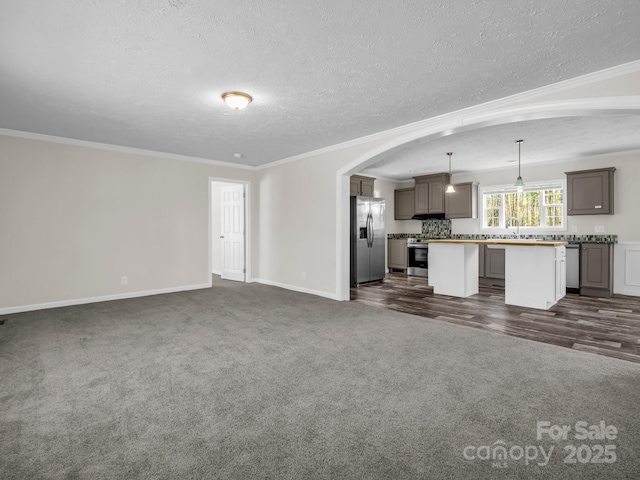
[[514, 140, 524, 190], [445, 152, 455, 193]]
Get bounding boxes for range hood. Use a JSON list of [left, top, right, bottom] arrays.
[[411, 213, 446, 220]]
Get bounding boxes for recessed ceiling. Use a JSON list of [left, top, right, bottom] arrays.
[[1, 1, 640, 169]]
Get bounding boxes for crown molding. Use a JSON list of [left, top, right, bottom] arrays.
[[0, 128, 256, 171]]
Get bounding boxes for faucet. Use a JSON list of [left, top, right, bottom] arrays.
[[506, 217, 521, 237]]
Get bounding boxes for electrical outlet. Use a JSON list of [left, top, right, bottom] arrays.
[[571, 225, 578, 233], [301, 272, 306, 280], [121, 276, 128, 285], [595, 225, 605, 233]]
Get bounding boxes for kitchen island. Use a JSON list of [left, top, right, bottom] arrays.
[[427, 239, 568, 310]]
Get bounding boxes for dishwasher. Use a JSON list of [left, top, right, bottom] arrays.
[[566, 244, 580, 294]]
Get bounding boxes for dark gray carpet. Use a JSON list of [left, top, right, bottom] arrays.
[[1, 276, 639, 479]]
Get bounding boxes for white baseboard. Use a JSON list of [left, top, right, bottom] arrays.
[[1, 278, 342, 316], [255, 278, 340, 301], [0, 282, 212, 315]]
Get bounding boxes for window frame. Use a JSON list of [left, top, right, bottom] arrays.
[[479, 179, 567, 233]]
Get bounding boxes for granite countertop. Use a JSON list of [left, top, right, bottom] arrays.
[[388, 233, 618, 244], [426, 239, 568, 247]]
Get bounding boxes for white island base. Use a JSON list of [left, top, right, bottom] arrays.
[[503, 245, 566, 310], [428, 243, 479, 297], [428, 240, 567, 310]]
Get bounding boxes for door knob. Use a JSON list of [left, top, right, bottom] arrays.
[[220, 236, 225, 239]]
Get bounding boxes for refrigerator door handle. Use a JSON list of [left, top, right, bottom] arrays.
[[369, 213, 374, 247], [366, 213, 371, 247]]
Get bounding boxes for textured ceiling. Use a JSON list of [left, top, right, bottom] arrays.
[[1, 0, 640, 169]]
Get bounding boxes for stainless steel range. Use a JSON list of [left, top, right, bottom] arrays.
[[407, 238, 429, 277]]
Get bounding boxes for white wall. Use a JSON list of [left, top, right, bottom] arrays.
[[0, 135, 255, 312], [255, 139, 391, 298], [375, 178, 422, 236]]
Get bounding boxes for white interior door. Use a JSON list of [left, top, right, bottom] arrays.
[[220, 184, 245, 281]]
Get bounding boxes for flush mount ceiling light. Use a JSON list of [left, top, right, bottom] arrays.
[[221, 91, 252, 110], [514, 139, 525, 191], [445, 152, 455, 193]]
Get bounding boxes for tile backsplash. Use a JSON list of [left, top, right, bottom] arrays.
[[421, 219, 451, 238]]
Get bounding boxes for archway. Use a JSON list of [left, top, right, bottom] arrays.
[[335, 96, 640, 300]]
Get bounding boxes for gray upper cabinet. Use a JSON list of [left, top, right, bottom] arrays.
[[445, 182, 478, 219], [350, 175, 375, 197], [414, 181, 429, 213], [566, 167, 615, 215], [394, 188, 415, 220], [413, 173, 449, 215]]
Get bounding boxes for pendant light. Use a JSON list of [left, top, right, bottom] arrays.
[[445, 152, 455, 193], [514, 140, 524, 192]]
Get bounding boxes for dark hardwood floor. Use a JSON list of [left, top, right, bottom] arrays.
[[351, 273, 640, 364]]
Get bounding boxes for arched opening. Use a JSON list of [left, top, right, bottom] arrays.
[[335, 96, 640, 300]]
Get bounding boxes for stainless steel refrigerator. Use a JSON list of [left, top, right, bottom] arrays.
[[350, 196, 386, 287]]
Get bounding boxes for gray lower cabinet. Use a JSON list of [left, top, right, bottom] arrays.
[[566, 167, 615, 215], [484, 247, 505, 279], [387, 238, 408, 271], [580, 243, 613, 297], [445, 182, 477, 219], [479, 245, 505, 281], [394, 188, 415, 220]]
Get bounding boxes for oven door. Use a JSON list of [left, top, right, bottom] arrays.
[[407, 244, 428, 276]]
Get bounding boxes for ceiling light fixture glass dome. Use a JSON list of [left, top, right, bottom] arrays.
[[222, 91, 253, 110]]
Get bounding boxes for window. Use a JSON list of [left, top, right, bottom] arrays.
[[480, 180, 566, 231]]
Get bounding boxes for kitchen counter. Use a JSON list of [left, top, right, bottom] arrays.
[[427, 240, 567, 310], [387, 233, 617, 244], [426, 239, 567, 247]]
